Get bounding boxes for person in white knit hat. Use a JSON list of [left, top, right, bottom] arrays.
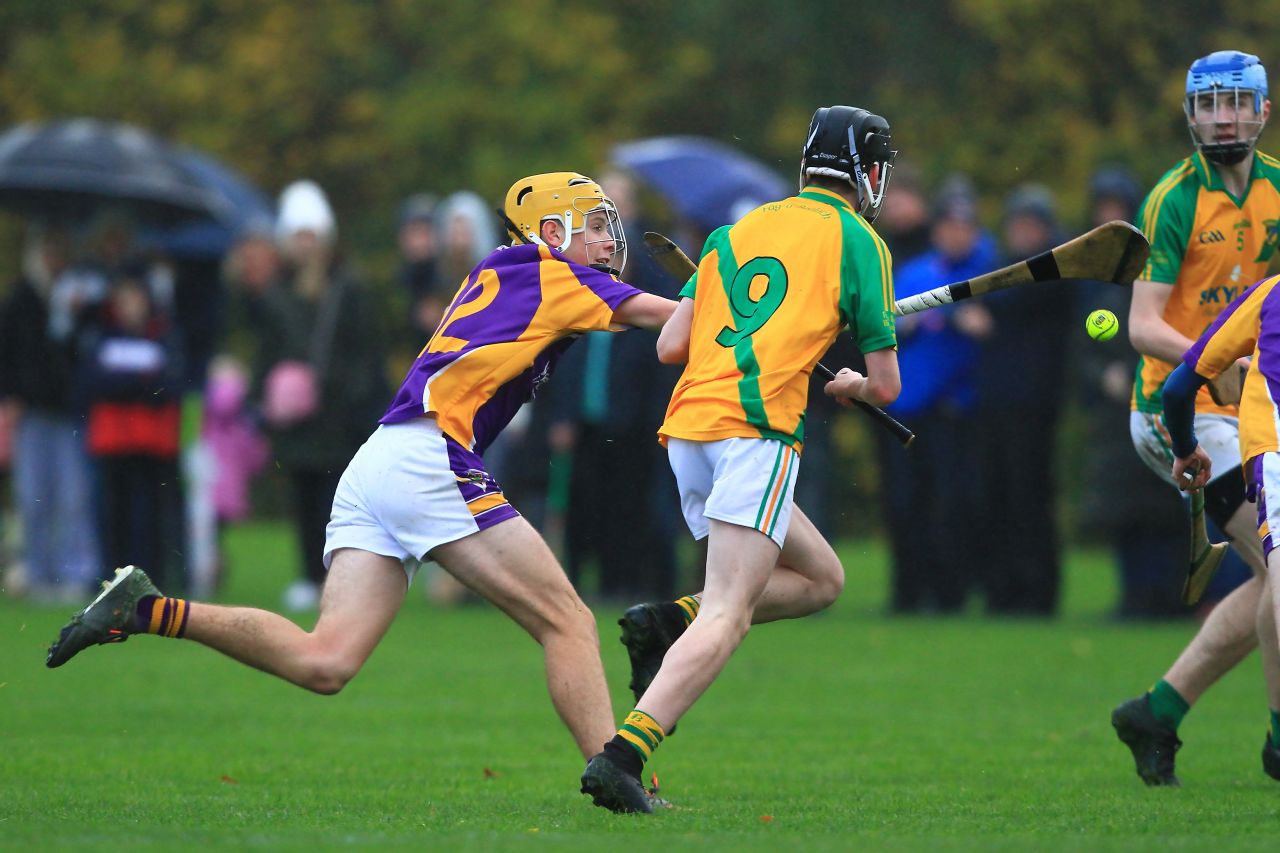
[[255, 180, 389, 611]]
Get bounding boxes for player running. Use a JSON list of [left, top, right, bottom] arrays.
[[46, 173, 676, 769], [1112, 50, 1280, 786], [579, 105, 901, 813], [1160, 273, 1280, 781]]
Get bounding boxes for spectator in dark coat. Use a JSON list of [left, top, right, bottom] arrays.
[[1074, 167, 1197, 618], [0, 225, 101, 600], [397, 193, 445, 338], [974, 184, 1072, 615]]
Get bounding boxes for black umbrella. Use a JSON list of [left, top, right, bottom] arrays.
[[0, 118, 231, 225], [139, 147, 275, 259]]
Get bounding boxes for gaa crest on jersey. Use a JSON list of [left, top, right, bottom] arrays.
[[1256, 219, 1280, 263]]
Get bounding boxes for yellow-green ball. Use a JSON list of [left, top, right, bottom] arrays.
[[1086, 308, 1119, 342]]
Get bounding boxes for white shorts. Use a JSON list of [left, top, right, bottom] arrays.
[[1247, 453, 1280, 558], [667, 436, 800, 548], [323, 419, 519, 580], [1130, 410, 1241, 487]]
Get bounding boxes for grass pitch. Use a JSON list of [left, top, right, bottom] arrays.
[[2, 524, 1279, 850]]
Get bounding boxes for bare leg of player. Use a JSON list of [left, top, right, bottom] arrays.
[[750, 507, 845, 623], [1162, 503, 1265, 704], [1257, 572, 1280, 712], [431, 516, 616, 761], [632, 520, 779, 730], [1261, 543, 1280, 712], [184, 547, 407, 694], [661, 509, 842, 625]]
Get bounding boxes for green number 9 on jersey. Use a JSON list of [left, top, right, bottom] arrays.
[[716, 257, 789, 347]]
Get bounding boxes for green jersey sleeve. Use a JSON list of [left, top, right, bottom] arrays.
[[679, 226, 732, 299], [837, 210, 897, 353], [1135, 161, 1197, 284]]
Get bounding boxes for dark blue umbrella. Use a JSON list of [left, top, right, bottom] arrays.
[[141, 146, 274, 259], [611, 136, 792, 232], [0, 118, 231, 226]]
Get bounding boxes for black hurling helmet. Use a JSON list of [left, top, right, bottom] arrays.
[[800, 105, 896, 222]]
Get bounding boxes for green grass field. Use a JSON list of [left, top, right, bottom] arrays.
[[3, 523, 1279, 850]]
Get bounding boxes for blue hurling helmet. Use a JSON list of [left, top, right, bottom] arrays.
[[1185, 51, 1269, 165]]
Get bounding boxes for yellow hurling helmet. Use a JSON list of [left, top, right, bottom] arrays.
[[501, 172, 627, 275]]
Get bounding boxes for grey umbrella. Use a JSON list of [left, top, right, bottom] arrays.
[[0, 118, 230, 225]]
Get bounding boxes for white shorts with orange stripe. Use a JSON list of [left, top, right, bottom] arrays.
[[1130, 410, 1241, 487], [667, 436, 799, 549], [323, 418, 518, 581]]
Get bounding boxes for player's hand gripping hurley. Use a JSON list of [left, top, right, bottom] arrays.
[[894, 220, 1150, 315], [644, 232, 916, 447], [1178, 460, 1228, 606]]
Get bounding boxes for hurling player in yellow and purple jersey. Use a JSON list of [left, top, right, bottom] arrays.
[[1113, 50, 1280, 788], [580, 106, 901, 813], [46, 173, 677, 772], [1161, 273, 1280, 781]]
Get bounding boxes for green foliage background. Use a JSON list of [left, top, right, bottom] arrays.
[[6, 0, 1280, 247]]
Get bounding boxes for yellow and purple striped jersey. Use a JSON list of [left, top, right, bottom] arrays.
[[658, 187, 896, 448], [381, 244, 641, 452], [1183, 274, 1280, 465], [1133, 150, 1280, 415]]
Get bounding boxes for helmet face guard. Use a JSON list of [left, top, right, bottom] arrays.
[[574, 196, 628, 278], [849, 123, 896, 224], [801, 106, 897, 223], [1184, 51, 1269, 165], [1185, 87, 1267, 165], [502, 173, 627, 277]]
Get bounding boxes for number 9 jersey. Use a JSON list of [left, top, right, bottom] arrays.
[[658, 186, 897, 449]]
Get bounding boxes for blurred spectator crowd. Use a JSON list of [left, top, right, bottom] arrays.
[[0, 144, 1230, 620]]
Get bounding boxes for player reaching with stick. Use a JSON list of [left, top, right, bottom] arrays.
[[1160, 271, 1280, 781], [1112, 50, 1280, 786], [45, 173, 676, 769], [580, 106, 901, 812]]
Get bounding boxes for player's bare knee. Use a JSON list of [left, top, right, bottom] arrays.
[[814, 559, 845, 608], [563, 602, 601, 647], [534, 591, 600, 648]]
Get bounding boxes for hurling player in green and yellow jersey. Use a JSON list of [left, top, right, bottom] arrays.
[[580, 106, 901, 813], [1115, 50, 1280, 787]]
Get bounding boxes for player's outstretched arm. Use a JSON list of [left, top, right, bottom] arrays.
[[613, 292, 677, 332], [1129, 279, 1197, 364], [656, 297, 694, 364]]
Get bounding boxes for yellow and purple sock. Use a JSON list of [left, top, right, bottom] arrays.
[[673, 595, 700, 627], [135, 596, 191, 638]]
